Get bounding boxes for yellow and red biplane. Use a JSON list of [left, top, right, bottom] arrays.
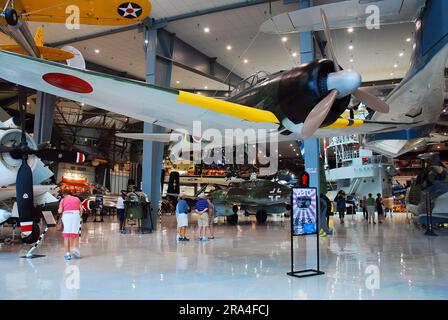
[[0, 0, 152, 26], [0, 1, 151, 61]]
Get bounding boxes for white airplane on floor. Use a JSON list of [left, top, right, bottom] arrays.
[[0, 2, 444, 158], [0, 105, 86, 244]]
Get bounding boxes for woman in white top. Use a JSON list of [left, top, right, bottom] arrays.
[[116, 192, 126, 234]]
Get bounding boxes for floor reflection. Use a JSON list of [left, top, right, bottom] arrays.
[[0, 213, 447, 299]]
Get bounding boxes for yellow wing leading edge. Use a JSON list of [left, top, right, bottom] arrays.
[[177, 91, 280, 124]]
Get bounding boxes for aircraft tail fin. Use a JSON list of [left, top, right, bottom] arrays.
[[34, 26, 45, 47]]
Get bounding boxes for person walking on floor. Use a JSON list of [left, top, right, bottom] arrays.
[[376, 193, 384, 224], [319, 194, 333, 236], [176, 193, 190, 241], [366, 193, 376, 224], [195, 194, 209, 241], [207, 197, 215, 239], [58, 190, 84, 261], [335, 191, 346, 225], [361, 195, 368, 221], [116, 191, 126, 234], [325, 194, 333, 228]]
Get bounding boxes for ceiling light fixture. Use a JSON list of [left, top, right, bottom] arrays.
[[349, 58, 354, 63], [176, 80, 180, 84], [347, 27, 354, 33], [243, 59, 248, 64], [282, 37, 288, 42], [406, 37, 412, 42], [399, 52, 404, 57], [94, 49, 100, 54], [204, 86, 208, 89], [292, 52, 297, 57], [394, 64, 398, 68], [227, 45, 232, 51], [348, 45, 354, 50], [204, 27, 210, 33]]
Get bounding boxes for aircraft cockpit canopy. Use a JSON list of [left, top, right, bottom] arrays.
[[230, 71, 272, 97]]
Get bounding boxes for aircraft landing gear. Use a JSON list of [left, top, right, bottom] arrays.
[[3, 8, 18, 26], [23, 226, 48, 259], [256, 210, 268, 223], [227, 214, 238, 225]]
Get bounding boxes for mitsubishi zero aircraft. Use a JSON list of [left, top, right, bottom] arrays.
[[0, 2, 445, 158]]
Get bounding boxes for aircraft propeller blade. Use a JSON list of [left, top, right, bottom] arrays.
[[16, 160, 36, 238], [16, 86, 39, 243], [353, 88, 389, 113], [319, 9, 389, 115], [0, 146, 15, 153], [302, 90, 338, 138], [31, 149, 86, 163], [320, 9, 340, 72]]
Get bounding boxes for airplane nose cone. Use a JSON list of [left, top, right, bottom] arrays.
[[326, 70, 362, 98]]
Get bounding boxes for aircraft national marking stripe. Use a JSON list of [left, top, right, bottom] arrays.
[[177, 91, 280, 124], [20, 222, 33, 234]]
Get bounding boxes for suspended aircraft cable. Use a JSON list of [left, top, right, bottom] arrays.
[[213, 4, 300, 98], [212, 30, 261, 98], [269, 12, 299, 69]]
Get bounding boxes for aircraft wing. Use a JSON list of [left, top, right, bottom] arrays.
[[260, 0, 424, 34], [0, 51, 426, 141], [116, 133, 183, 143], [8, 0, 152, 26], [0, 44, 74, 61], [0, 50, 280, 135]]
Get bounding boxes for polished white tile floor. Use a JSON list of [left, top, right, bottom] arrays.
[[0, 213, 447, 300]]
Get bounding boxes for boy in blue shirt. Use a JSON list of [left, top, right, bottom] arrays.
[[176, 193, 190, 241]]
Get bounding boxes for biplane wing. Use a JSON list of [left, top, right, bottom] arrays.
[[0, 0, 151, 26]]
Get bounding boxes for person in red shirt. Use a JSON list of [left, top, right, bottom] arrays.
[[58, 190, 84, 261]]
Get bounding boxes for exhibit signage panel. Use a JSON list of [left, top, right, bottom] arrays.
[[291, 187, 317, 236]]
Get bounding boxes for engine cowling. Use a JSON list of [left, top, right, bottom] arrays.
[[229, 59, 351, 130], [277, 59, 351, 127], [0, 129, 38, 187]]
